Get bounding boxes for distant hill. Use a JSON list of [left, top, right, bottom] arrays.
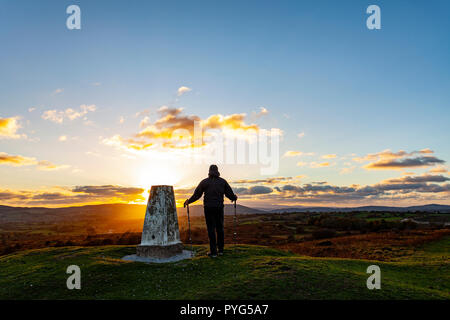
[[267, 204, 450, 213], [0, 203, 264, 224], [0, 203, 146, 223], [0, 203, 448, 224], [177, 204, 266, 216]]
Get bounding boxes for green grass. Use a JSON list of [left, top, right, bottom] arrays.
[[0, 238, 449, 300]]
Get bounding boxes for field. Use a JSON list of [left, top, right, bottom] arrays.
[[0, 204, 449, 300], [0, 238, 448, 299]]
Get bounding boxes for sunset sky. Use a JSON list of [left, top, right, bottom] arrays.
[[1, 0, 449, 208]]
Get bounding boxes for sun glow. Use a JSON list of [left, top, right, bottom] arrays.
[[134, 166, 181, 189]]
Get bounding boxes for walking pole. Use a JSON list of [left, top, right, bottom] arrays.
[[233, 200, 237, 247], [186, 203, 193, 257]]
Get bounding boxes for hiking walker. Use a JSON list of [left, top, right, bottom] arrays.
[[186, 203, 194, 257]]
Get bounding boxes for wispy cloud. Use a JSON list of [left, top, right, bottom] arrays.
[[310, 162, 332, 168], [177, 86, 192, 96], [252, 107, 269, 118], [321, 154, 337, 159], [42, 104, 96, 124], [51, 88, 64, 95], [283, 150, 302, 157], [0, 152, 69, 171]]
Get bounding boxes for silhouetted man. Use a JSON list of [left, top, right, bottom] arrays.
[[184, 165, 237, 257]]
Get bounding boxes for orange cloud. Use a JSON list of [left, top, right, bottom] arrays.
[[310, 162, 331, 168], [284, 151, 302, 157], [429, 166, 449, 174], [105, 107, 271, 151], [0, 152, 69, 171], [321, 154, 337, 159], [0, 117, 23, 139], [0, 152, 36, 166]]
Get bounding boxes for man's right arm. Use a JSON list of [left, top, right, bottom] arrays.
[[186, 180, 204, 205]]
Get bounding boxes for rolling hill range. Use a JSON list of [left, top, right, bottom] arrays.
[[0, 203, 263, 224], [267, 204, 450, 213], [0, 203, 449, 224]]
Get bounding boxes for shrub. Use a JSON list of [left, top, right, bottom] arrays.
[[295, 226, 305, 234], [312, 229, 336, 240]]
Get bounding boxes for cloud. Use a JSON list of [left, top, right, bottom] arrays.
[[297, 132, 305, 139], [353, 149, 445, 170], [340, 166, 356, 175], [201, 113, 259, 131], [37, 160, 70, 171], [52, 88, 64, 95], [42, 104, 96, 123], [177, 86, 192, 96], [28, 107, 36, 113], [58, 135, 67, 142], [283, 151, 314, 158], [296, 161, 307, 167], [0, 152, 69, 171], [283, 151, 302, 157], [0, 185, 145, 206], [310, 162, 331, 168], [72, 185, 144, 197], [322, 154, 337, 159], [139, 116, 150, 128], [364, 156, 445, 170], [383, 174, 450, 184], [0, 117, 24, 139], [102, 134, 154, 151], [235, 186, 273, 195], [429, 166, 448, 174], [226, 170, 450, 205], [0, 152, 37, 166], [105, 107, 272, 151], [232, 176, 304, 185], [253, 107, 269, 118]]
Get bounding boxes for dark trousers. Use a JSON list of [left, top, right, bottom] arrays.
[[204, 206, 224, 254]]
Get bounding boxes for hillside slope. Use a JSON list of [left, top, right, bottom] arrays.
[[0, 239, 448, 300]]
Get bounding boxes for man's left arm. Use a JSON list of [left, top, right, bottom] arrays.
[[224, 180, 237, 202]]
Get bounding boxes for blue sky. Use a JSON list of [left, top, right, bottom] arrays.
[[0, 0, 449, 207]]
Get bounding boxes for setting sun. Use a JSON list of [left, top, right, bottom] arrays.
[[134, 166, 181, 189]]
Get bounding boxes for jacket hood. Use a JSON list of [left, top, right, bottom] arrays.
[[208, 165, 220, 178]]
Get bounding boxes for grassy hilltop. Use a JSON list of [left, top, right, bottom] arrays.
[[0, 238, 449, 300]]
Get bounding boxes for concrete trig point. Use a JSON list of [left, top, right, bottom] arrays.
[[123, 185, 193, 263]]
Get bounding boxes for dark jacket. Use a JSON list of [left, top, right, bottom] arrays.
[[187, 173, 237, 207]]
